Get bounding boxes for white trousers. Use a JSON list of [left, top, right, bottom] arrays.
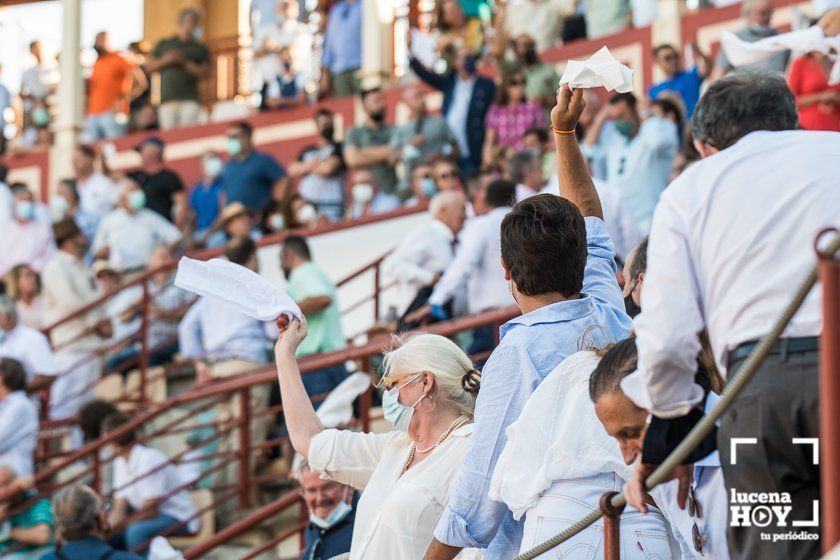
[[520, 473, 676, 560]]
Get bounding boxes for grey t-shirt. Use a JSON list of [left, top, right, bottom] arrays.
[[390, 115, 457, 185], [345, 123, 398, 194], [715, 26, 791, 74]]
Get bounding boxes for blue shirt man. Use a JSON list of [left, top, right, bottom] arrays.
[[189, 178, 224, 230], [426, 88, 632, 559], [221, 121, 286, 212], [322, 0, 362, 75], [648, 43, 711, 118]]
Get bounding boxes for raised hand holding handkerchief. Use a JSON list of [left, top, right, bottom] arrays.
[[559, 46, 635, 93], [174, 257, 302, 324]]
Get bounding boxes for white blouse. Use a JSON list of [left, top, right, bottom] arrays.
[[308, 425, 481, 559]]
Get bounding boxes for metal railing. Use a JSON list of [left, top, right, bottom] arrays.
[[516, 231, 840, 560]]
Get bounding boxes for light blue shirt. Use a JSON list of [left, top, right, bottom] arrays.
[[0, 84, 10, 113], [433, 217, 633, 557], [446, 78, 475, 158], [584, 117, 678, 231], [322, 0, 362, 74], [178, 297, 278, 364]]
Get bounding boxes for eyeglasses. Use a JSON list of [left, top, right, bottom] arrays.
[[509, 79, 525, 86], [436, 171, 458, 180], [688, 487, 705, 554], [375, 371, 425, 391]]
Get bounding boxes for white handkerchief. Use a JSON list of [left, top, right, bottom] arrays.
[[559, 46, 634, 93], [174, 257, 302, 322], [721, 25, 837, 66]]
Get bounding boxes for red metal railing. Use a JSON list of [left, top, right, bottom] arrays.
[[819, 229, 840, 552]]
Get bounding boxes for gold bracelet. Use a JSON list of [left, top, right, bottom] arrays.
[[550, 124, 576, 135]]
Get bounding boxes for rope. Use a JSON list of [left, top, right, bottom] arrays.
[[516, 231, 840, 560]]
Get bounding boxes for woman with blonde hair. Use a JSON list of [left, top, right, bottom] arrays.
[[275, 317, 481, 559]]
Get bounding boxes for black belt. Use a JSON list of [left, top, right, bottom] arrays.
[[728, 336, 819, 366]]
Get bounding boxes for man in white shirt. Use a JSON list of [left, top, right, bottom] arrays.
[[42, 219, 111, 422], [0, 295, 59, 392], [19, 41, 56, 113], [624, 71, 839, 559], [0, 186, 55, 276], [584, 92, 678, 232], [383, 191, 467, 316], [506, 150, 543, 202], [73, 144, 118, 223], [407, 180, 516, 355], [103, 413, 197, 555], [93, 178, 182, 274], [0, 358, 39, 478]]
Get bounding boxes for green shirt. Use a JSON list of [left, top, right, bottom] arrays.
[[287, 262, 346, 357], [152, 36, 211, 103], [584, 0, 630, 38], [0, 498, 53, 554], [501, 59, 559, 102], [345, 124, 398, 194]]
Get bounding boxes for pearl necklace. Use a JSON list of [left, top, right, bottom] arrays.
[[400, 415, 471, 476]]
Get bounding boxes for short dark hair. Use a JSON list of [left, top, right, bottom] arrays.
[[484, 179, 516, 209], [77, 144, 96, 159], [609, 92, 638, 110], [314, 107, 333, 120], [589, 337, 638, 402], [59, 178, 80, 203], [651, 98, 683, 129], [652, 44, 677, 58], [77, 399, 119, 442], [360, 88, 381, 102], [225, 235, 257, 266], [500, 194, 587, 297], [691, 70, 798, 150], [0, 358, 26, 392], [628, 237, 649, 283], [283, 235, 311, 261], [101, 412, 137, 448], [523, 126, 549, 144], [231, 121, 253, 137], [10, 182, 30, 196]]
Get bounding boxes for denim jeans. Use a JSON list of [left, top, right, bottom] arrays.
[[521, 473, 675, 559], [110, 514, 190, 558], [84, 111, 125, 141]]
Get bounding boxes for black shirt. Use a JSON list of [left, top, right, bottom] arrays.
[[128, 168, 184, 221]]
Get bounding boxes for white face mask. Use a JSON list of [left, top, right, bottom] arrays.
[[309, 487, 353, 530], [352, 183, 374, 204], [269, 213, 285, 231], [203, 156, 223, 179], [51, 196, 70, 220], [296, 204, 317, 225]]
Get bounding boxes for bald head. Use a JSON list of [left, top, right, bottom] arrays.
[[430, 191, 467, 235]]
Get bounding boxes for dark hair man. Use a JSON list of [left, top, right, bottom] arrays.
[[423, 86, 632, 560]]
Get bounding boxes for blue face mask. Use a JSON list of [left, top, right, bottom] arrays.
[[14, 200, 34, 221], [421, 177, 437, 198], [382, 375, 425, 432], [128, 190, 146, 211], [309, 493, 353, 530], [51, 196, 69, 220]]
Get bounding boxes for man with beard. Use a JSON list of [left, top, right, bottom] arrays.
[[289, 109, 347, 222], [496, 33, 560, 108], [344, 88, 398, 196]]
